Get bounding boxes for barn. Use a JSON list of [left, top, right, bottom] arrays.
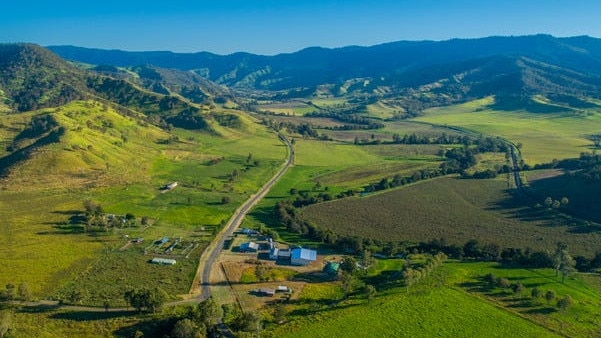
[[290, 248, 317, 266]]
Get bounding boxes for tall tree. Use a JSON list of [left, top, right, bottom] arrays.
[[197, 297, 221, 327], [18, 282, 31, 302], [0, 310, 11, 338], [171, 318, 204, 338], [552, 242, 576, 283]]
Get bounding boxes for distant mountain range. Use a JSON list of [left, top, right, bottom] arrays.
[[48, 35, 601, 97]]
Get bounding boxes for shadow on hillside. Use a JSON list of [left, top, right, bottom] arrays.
[[51, 310, 135, 321], [113, 317, 173, 338], [524, 307, 556, 314], [486, 189, 585, 229]]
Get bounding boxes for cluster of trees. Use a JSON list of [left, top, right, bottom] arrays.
[[391, 132, 472, 145], [337, 252, 378, 301], [165, 108, 209, 130], [0, 282, 31, 302], [166, 297, 221, 338], [401, 252, 447, 292], [80, 200, 137, 231], [483, 273, 574, 311], [124, 286, 168, 313], [535, 152, 601, 182], [305, 111, 385, 130]]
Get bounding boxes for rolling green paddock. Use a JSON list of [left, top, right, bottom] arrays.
[[415, 98, 601, 164]]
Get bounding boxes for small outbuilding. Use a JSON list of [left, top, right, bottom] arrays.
[[240, 241, 259, 252], [259, 288, 275, 296], [323, 261, 341, 275], [150, 258, 176, 265], [291, 248, 317, 266]]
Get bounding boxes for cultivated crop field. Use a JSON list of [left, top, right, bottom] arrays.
[[301, 176, 601, 255]]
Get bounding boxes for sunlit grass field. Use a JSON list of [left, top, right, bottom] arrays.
[[415, 97, 601, 164], [0, 100, 288, 300]]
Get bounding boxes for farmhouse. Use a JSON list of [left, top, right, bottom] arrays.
[[240, 241, 259, 252], [150, 257, 176, 265], [291, 248, 317, 266]]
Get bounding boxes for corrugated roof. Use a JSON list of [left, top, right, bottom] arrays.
[[291, 248, 317, 261]]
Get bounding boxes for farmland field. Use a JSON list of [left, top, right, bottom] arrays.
[[264, 260, 578, 338], [415, 97, 601, 164], [301, 176, 601, 255], [0, 101, 288, 301]]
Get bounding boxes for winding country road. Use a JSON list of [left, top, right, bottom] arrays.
[[190, 132, 294, 300]]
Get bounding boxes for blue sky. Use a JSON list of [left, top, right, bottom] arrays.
[[1, 0, 600, 55]]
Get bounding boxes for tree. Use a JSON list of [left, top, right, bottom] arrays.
[[221, 196, 230, 205], [18, 282, 31, 302], [544, 197, 553, 208], [360, 250, 375, 274], [561, 197, 569, 206], [171, 318, 204, 338], [238, 312, 262, 335], [340, 271, 360, 298], [552, 242, 576, 283], [531, 287, 542, 300], [557, 295, 574, 311], [363, 284, 377, 302], [545, 290, 556, 304], [197, 297, 221, 328], [146, 287, 168, 313], [0, 310, 11, 338], [124, 287, 168, 313], [272, 303, 286, 324], [511, 282, 525, 294], [340, 256, 358, 275], [255, 263, 268, 282], [402, 268, 417, 292]]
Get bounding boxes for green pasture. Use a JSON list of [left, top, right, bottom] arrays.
[[0, 101, 288, 301], [301, 176, 601, 256], [266, 261, 565, 338], [415, 97, 601, 164], [265, 258, 601, 337]]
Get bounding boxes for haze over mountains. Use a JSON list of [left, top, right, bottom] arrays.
[[3, 34, 601, 119], [48, 35, 601, 98]]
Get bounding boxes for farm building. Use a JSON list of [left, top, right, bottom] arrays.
[[240, 241, 259, 252], [155, 237, 169, 245], [323, 261, 341, 275], [165, 182, 178, 190], [270, 248, 293, 260], [259, 288, 275, 296], [241, 228, 259, 235], [291, 248, 317, 266], [150, 258, 176, 265], [269, 248, 280, 260], [277, 285, 291, 293]]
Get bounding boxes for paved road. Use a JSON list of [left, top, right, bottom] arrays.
[[193, 132, 294, 300]]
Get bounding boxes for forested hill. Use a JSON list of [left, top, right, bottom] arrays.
[[48, 35, 601, 96], [0, 44, 218, 132]]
